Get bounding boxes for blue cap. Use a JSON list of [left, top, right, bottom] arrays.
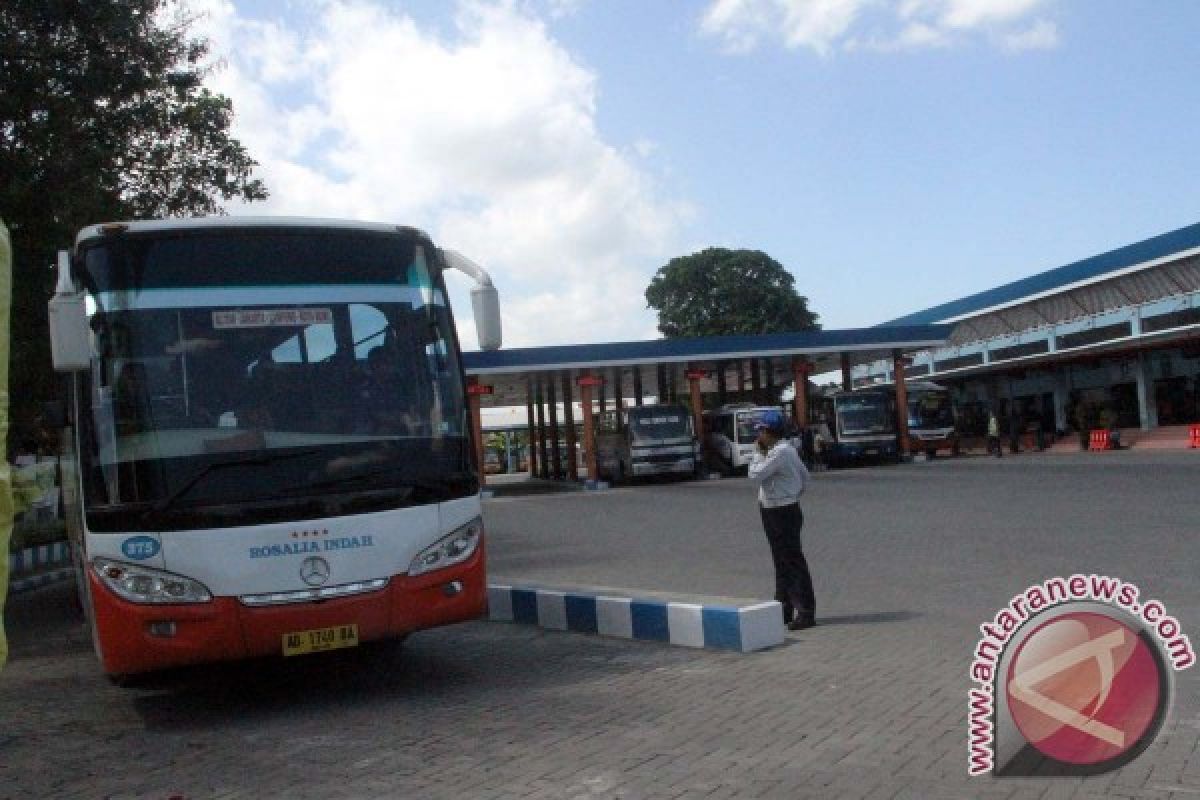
[[753, 409, 786, 434]]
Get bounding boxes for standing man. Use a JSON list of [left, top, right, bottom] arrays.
[[748, 409, 815, 631], [987, 410, 1002, 458]]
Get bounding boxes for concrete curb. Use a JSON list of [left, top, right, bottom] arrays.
[[8, 567, 74, 595], [487, 583, 785, 653]]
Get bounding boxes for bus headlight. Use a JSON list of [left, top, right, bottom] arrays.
[[409, 518, 483, 576], [92, 558, 213, 604]]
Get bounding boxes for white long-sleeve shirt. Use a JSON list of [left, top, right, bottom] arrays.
[[747, 439, 810, 508]]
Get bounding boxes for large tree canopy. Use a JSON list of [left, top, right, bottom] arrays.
[[645, 248, 820, 338], [0, 0, 268, 439]]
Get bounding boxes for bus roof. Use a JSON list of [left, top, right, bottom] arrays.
[[75, 217, 430, 247]]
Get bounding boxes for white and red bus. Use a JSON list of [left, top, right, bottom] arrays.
[[47, 217, 501, 681]]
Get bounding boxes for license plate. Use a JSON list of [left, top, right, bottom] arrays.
[[282, 624, 359, 657], [865, 448, 879, 455]]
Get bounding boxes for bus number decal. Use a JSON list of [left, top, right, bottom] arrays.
[[121, 536, 161, 560]]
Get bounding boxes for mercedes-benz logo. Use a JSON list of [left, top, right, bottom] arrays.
[[300, 556, 331, 587]]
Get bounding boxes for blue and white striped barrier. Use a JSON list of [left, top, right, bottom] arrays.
[[487, 584, 785, 653], [8, 541, 70, 577], [6, 541, 73, 595]]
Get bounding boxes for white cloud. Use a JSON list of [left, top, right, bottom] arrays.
[[933, 0, 1044, 30], [1000, 18, 1058, 51], [541, 0, 586, 18], [701, 0, 1059, 55], [701, 0, 869, 55], [186, 0, 688, 349]]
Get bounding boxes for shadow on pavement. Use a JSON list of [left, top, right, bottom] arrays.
[[123, 623, 698, 732], [814, 610, 922, 626]]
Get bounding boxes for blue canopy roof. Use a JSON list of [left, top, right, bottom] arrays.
[[879, 221, 1200, 327], [463, 325, 951, 375]]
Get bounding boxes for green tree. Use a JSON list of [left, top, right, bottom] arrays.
[[0, 0, 268, 440], [645, 248, 820, 338]]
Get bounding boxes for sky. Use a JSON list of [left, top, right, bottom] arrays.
[[186, 0, 1200, 351]]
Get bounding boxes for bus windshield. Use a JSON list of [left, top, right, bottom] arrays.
[[908, 392, 954, 429], [76, 228, 473, 530], [835, 393, 895, 435], [628, 408, 692, 443], [735, 412, 762, 444]]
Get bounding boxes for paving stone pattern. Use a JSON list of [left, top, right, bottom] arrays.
[[2, 451, 1198, 798]]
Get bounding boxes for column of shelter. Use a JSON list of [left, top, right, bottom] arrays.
[[525, 376, 538, 477], [840, 353, 853, 391], [632, 366, 644, 406], [561, 371, 579, 481], [686, 365, 706, 452], [791, 357, 812, 428], [504, 430, 515, 473], [612, 367, 625, 415], [535, 376, 550, 480], [893, 350, 911, 456], [578, 372, 602, 483], [1134, 352, 1158, 430], [547, 372, 563, 479]]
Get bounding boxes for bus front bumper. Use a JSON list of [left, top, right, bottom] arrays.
[[630, 458, 695, 477], [88, 545, 486, 677], [832, 442, 898, 460]]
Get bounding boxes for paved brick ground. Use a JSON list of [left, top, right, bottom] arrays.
[[2, 451, 1198, 798]]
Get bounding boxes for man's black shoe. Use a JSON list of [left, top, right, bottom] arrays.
[[789, 615, 816, 631]]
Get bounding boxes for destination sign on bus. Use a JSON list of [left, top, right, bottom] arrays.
[[212, 308, 333, 329]]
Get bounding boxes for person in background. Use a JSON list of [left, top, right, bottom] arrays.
[[358, 345, 417, 434], [987, 410, 1002, 458], [748, 409, 815, 631], [812, 417, 832, 471]]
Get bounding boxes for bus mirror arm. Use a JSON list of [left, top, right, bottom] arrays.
[[442, 249, 502, 352], [48, 249, 91, 372]]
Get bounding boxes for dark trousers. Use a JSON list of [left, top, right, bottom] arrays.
[[759, 503, 816, 621], [986, 435, 1002, 457]]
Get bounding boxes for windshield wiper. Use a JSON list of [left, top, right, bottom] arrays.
[[287, 469, 471, 496], [146, 449, 319, 519]]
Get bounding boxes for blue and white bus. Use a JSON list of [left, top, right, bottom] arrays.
[[828, 388, 899, 465]]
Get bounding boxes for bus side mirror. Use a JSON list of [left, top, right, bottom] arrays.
[[470, 284, 502, 352], [443, 249, 502, 352], [48, 251, 91, 372]]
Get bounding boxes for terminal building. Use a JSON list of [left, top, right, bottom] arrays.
[[859, 222, 1200, 446], [463, 221, 1200, 482]]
